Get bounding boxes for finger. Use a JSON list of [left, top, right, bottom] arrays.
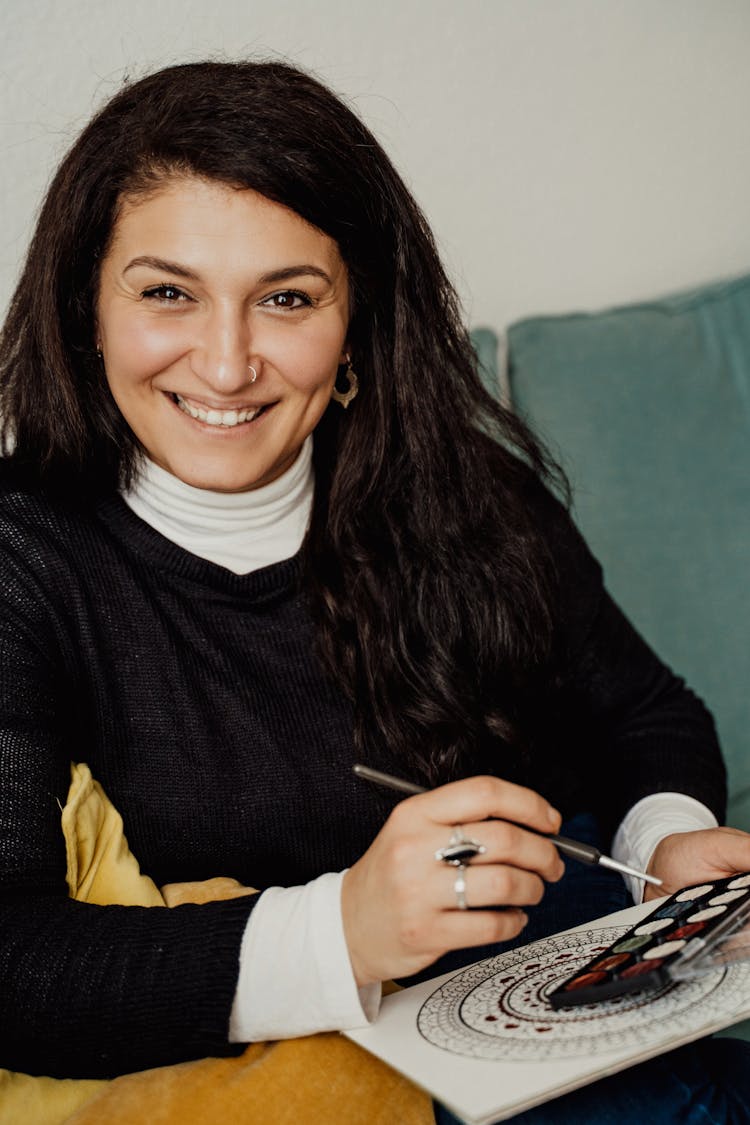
[[429, 906, 530, 952], [443, 819, 564, 882], [413, 775, 561, 835], [434, 862, 546, 912]]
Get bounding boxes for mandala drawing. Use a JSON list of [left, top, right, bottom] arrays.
[[417, 925, 750, 1060]]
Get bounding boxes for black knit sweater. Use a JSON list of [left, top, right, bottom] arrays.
[[0, 462, 725, 1078]]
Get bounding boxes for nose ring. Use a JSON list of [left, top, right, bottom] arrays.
[[248, 365, 258, 384]]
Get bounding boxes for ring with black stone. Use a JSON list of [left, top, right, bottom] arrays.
[[435, 824, 487, 866]]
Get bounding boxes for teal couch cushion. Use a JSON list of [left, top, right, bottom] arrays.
[[506, 274, 750, 832]]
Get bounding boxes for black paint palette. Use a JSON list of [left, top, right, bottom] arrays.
[[549, 872, 750, 1009]]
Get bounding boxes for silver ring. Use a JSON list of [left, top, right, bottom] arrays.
[[248, 365, 258, 383], [454, 863, 468, 910], [435, 824, 486, 866]]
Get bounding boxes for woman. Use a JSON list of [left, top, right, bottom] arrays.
[[0, 60, 749, 1121]]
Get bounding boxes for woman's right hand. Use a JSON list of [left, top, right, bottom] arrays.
[[341, 775, 565, 986]]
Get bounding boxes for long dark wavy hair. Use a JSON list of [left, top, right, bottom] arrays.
[[0, 60, 567, 784]]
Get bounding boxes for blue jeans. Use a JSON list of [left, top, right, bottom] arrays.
[[421, 815, 750, 1124]]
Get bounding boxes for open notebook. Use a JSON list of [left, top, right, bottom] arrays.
[[343, 891, 750, 1125]]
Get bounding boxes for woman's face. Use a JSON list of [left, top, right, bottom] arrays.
[[96, 176, 350, 492]]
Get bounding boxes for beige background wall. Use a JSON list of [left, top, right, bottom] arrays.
[[2, 0, 749, 330]]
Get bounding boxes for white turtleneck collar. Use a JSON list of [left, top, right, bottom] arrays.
[[122, 437, 314, 574]]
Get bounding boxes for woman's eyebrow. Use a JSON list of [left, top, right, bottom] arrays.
[[123, 256, 198, 279], [257, 265, 333, 285]]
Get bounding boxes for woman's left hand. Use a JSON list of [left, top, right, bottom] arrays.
[[644, 827, 750, 902]]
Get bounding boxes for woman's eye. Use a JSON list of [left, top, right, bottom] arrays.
[[264, 290, 311, 310], [141, 284, 190, 304]]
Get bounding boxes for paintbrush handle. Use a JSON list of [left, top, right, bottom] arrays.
[[353, 763, 426, 795]]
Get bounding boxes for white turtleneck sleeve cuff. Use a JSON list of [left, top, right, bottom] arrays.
[[228, 872, 381, 1042], [612, 792, 719, 903]]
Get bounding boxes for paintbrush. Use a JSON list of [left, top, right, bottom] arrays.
[[353, 763, 662, 887]]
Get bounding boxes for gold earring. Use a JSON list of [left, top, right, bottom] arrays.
[[331, 358, 359, 409]]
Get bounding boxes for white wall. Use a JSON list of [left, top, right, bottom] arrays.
[[2, 0, 749, 331]]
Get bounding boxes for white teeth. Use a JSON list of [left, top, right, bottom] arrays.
[[174, 395, 263, 427]]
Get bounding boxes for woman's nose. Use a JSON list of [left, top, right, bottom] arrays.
[[189, 309, 257, 393]]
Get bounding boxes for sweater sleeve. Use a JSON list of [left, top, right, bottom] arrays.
[[0, 539, 259, 1079], [546, 489, 727, 841]]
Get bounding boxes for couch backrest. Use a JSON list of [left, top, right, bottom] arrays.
[[504, 274, 750, 830]]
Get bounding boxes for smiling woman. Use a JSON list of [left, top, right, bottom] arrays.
[[96, 178, 350, 492], [0, 59, 749, 1125]]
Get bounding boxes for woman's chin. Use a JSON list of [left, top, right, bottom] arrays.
[[150, 451, 297, 494]]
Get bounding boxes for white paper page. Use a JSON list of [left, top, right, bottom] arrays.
[[344, 901, 750, 1125]]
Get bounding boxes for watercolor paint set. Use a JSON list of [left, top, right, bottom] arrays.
[[549, 871, 750, 1008]]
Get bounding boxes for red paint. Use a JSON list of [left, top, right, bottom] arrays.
[[620, 960, 661, 978], [563, 970, 607, 991]]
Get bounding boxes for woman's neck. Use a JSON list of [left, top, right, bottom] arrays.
[[122, 437, 314, 574]]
